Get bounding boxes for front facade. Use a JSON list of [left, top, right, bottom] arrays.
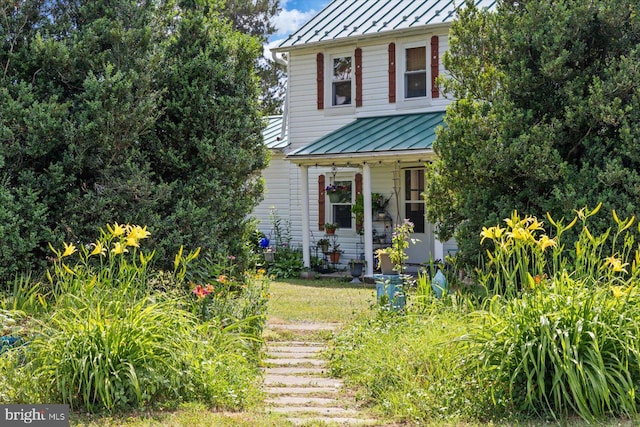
[[256, 0, 494, 276]]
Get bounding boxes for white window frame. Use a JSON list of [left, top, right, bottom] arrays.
[[395, 39, 433, 109], [326, 52, 355, 111], [326, 175, 355, 231]]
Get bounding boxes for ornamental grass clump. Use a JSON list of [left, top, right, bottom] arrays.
[[0, 223, 262, 412], [467, 204, 640, 421]]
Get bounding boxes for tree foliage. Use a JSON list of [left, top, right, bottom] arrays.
[[221, 0, 286, 114], [0, 0, 269, 283], [426, 0, 640, 264]]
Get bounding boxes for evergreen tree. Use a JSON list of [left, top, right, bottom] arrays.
[[0, 0, 268, 282], [426, 0, 640, 264]]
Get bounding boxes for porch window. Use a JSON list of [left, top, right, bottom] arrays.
[[332, 56, 352, 106], [404, 47, 427, 99], [404, 169, 425, 233], [327, 180, 352, 229]]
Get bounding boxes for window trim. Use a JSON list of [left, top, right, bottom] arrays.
[[326, 52, 355, 109], [402, 42, 428, 100], [326, 176, 355, 230], [394, 37, 440, 108]]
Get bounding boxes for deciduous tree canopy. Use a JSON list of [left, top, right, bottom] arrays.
[[426, 0, 640, 264]]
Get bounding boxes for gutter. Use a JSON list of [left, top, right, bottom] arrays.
[[271, 50, 289, 143]]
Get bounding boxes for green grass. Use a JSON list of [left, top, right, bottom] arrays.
[[267, 278, 375, 324], [70, 403, 290, 426]]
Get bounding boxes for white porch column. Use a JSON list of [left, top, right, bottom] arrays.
[[300, 165, 311, 268], [363, 163, 374, 276], [434, 238, 445, 263]]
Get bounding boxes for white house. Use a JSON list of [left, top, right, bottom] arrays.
[[254, 0, 495, 276]]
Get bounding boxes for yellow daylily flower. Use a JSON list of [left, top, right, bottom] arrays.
[[480, 226, 505, 244], [527, 217, 545, 231], [611, 286, 630, 298], [125, 236, 140, 247], [537, 235, 557, 251], [127, 225, 151, 241], [112, 242, 129, 255], [510, 227, 532, 241], [605, 255, 628, 273], [62, 263, 75, 275], [107, 222, 127, 237], [89, 241, 106, 257], [61, 242, 77, 258]]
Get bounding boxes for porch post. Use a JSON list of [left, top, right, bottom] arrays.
[[300, 164, 311, 268], [363, 163, 374, 276]]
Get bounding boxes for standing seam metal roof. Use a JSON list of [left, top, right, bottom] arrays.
[[275, 0, 497, 50], [288, 112, 445, 157], [262, 116, 288, 149]]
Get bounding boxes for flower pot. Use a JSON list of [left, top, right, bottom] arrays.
[[377, 252, 395, 274], [318, 243, 329, 253], [328, 192, 343, 203], [325, 228, 336, 235], [264, 251, 275, 262], [329, 252, 341, 264], [349, 261, 364, 283]]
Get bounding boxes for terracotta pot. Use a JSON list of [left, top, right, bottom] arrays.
[[329, 252, 341, 263], [325, 228, 336, 235]]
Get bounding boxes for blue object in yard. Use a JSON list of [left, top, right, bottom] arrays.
[[0, 336, 22, 354], [431, 269, 448, 299], [374, 274, 405, 310], [258, 237, 270, 248]]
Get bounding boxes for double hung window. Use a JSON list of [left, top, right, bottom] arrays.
[[404, 46, 427, 99], [332, 56, 352, 106]]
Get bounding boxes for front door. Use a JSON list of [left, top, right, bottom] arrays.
[[403, 168, 434, 271]]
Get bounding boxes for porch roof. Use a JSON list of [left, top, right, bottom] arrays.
[[286, 111, 445, 162]]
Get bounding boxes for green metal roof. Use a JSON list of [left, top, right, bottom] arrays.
[[288, 112, 444, 158], [262, 115, 287, 149]]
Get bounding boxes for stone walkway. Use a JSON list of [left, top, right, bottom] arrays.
[[264, 322, 379, 426]]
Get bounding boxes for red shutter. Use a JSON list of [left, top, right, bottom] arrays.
[[318, 174, 326, 230], [388, 43, 396, 103], [430, 36, 440, 98], [355, 173, 363, 232], [316, 53, 324, 109], [355, 48, 363, 107]]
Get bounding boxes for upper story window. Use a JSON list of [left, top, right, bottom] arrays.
[[404, 46, 427, 99], [332, 56, 352, 106]]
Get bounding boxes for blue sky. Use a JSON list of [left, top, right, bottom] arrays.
[[269, 0, 329, 45]]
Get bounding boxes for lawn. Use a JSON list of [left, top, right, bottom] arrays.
[[267, 277, 375, 323]]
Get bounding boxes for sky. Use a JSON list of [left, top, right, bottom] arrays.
[[266, 0, 329, 57]]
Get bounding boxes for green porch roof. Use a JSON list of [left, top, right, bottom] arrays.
[[288, 112, 444, 158]]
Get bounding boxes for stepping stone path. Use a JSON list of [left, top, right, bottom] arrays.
[[264, 322, 379, 426]]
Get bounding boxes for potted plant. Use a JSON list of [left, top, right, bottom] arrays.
[[328, 241, 343, 264], [375, 247, 395, 274], [372, 192, 391, 219], [324, 222, 338, 235], [325, 183, 351, 203], [316, 238, 330, 253]]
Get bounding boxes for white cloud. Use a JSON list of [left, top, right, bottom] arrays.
[[272, 8, 316, 37]]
